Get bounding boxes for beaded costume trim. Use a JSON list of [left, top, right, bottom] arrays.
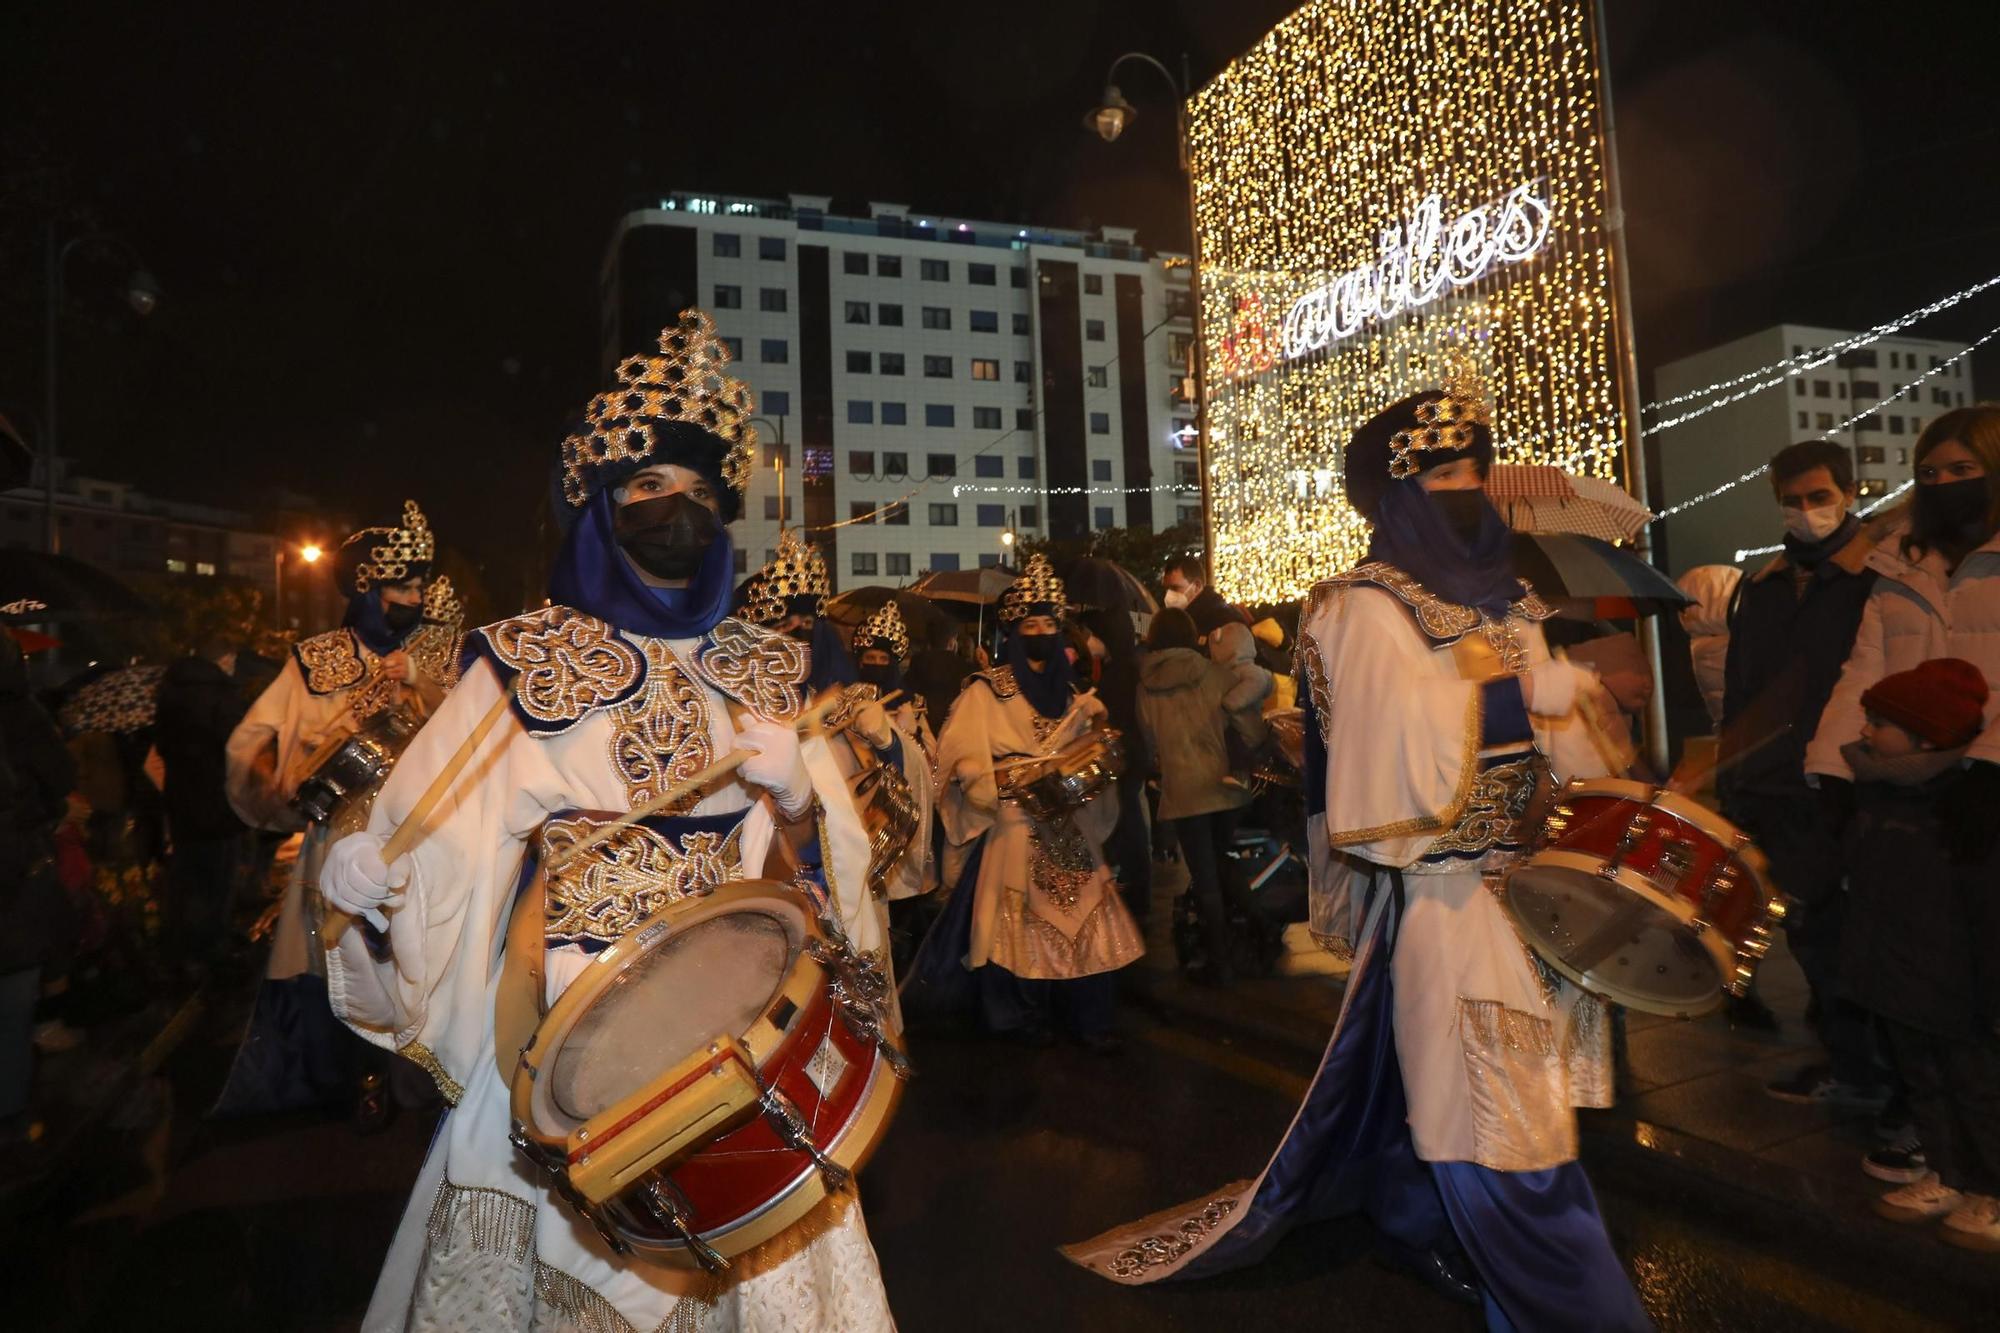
[[1325, 690, 1484, 847], [685, 617, 808, 721], [293, 628, 369, 696], [537, 814, 745, 946], [1320, 562, 1554, 647], [610, 642, 715, 813], [970, 664, 1021, 701], [469, 606, 647, 735], [1424, 755, 1544, 860]]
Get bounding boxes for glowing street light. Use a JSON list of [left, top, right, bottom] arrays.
[[299, 543, 323, 564]]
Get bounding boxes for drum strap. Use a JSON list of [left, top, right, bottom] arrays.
[[492, 864, 550, 1086]]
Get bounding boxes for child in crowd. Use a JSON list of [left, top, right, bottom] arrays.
[[1836, 657, 2000, 1252], [1208, 620, 1273, 789]]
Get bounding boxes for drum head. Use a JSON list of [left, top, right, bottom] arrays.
[[548, 910, 797, 1123], [1505, 863, 1724, 1017]]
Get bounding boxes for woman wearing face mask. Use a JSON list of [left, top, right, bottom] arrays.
[[1069, 375, 1649, 1331], [316, 312, 896, 1332], [216, 500, 458, 1116], [921, 553, 1145, 1051], [841, 598, 937, 906], [736, 528, 856, 693]]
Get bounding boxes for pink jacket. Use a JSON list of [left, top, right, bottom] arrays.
[[1804, 520, 2000, 778]]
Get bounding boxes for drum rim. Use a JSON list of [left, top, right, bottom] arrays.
[[1554, 778, 1773, 896], [1504, 848, 1731, 1018]]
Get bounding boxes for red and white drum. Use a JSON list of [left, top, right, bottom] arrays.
[[510, 880, 909, 1269], [1502, 778, 1785, 1018]]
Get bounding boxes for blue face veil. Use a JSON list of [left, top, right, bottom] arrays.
[[548, 487, 736, 639], [1004, 620, 1077, 720]]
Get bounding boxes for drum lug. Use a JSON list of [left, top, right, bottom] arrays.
[[642, 1176, 731, 1273], [759, 1086, 853, 1193], [1598, 809, 1653, 880]]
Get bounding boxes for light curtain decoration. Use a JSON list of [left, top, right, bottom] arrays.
[[1190, 0, 1631, 604]]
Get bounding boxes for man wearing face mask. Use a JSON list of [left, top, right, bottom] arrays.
[[1069, 372, 1649, 1331], [314, 312, 895, 1331], [1719, 440, 1887, 1104], [918, 553, 1145, 1051], [217, 500, 458, 1115], [1161, 554, 1251, 643], [737, 528, 856, 693], [840, 598, 936, 906]]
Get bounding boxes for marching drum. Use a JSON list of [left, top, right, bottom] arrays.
[[1502, 779, 1784, 1018], [997, 724, 1127, 823], [292, 705, 421, 831], [510, 880, 909, 1270]]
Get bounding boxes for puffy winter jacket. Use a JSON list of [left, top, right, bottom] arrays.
[[1805, 521, 2000, 778], [1676, 565, 1740, 727], [1136, 647, 1252, 822]]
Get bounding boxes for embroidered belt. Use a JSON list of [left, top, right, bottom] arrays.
[[535, 808, 747, 947]]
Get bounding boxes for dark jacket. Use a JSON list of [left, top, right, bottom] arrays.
[[1136, 647, 1253, 823], [1839, 744, 2000, 1036], [155, 655, 249, 840], [1186, 586, 1251, 641], [1719, 524, 1877, 807], [906, 647, 973, 734], [0, 636, 79, 972]]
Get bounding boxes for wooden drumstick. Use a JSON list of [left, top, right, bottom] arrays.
[[541, 690, 855, 874]]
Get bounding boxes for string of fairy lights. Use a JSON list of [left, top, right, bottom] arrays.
[[1189, 0, 1627, 605]]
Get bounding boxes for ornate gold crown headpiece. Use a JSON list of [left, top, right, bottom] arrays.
[[343, 500, 435, 591], [1388, 355, 1492, 480], [740, 529, 830, 626], [1000, 553, 1066, 624], [857, 598, 910, 661], [421, 573, 462, 628], [561, 309, 759, 507]]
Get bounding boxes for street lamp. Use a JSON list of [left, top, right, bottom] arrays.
[[45, 223, 161, 553], [274, 541, 326, 631], [751, 413, 790, 530]]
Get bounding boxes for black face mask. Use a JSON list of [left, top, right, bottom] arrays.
[[858, 662, 898, 691], [382, 599, 422, 634], [1021, 631, 1059, 663], [1914, 477, 1991, 543], [1429, 489, 1490, 544], [615, 493, 719, 580], [786, 624, 814, 644]]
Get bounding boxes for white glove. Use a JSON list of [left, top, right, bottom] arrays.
[[322, 831, 410, 923], [1522, 659, 1592, 717], [738, 717, 814, 819], [853, 701, 894, 749]]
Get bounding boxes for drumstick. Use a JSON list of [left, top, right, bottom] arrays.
[[542, 691, 848, 874]]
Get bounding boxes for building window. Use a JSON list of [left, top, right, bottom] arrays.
[[1793, 379, 1804, 396], [1015, 408, 1034, 431], [1018, 456, 1037, 479], [921, 258, 949, 282], [1857, 415, 1883, 432], [759, 236, 786, 261], [1019, 503, 1038, 527], [969, 263, 997, 286], [1010, 267, 1028, 289], [1084, 273, 1103, 295], [1012, 313, 1031, 336], [1851, 380, 1879, 399], [760, 287, 787, 312], [761, 339, 788, 364], [883, 451, 909, 475], [1888, 351, 1900, 368], [925, 404, 955, 428], [877, 303, 903, 326], [850, 552, 878, 576], [876, 254, 902, 278], [926, 452, 956, 477], [846, 350, 872, 374], [766, 442, 790, 467], [884, 501, 909, 526], [880, 352, 906, 376], [850, 450, 876, 476], [1089, 412, 1111, 435], [166, 557, 187, 573], [886, 552, 911, 576], [1094, 505, 1114, 529], [1014, 360, 1032, 383], [1085, 319, 1106, 341], [1888, 416, 1905, 435], [722, 337, 742, 359], [1086, 365, 1108, 388], [973, 406, 1002, 430], [714, 284, 742, 309], [844, 252, 869, 275], [1857, 479, 1888, 498], [924, 355, 952, 379], [929, 503, 959, 526], [1796, 411, 1807, 428], [970, 310, 999, 333], [1896, 448, 1909, 464], [764, 495, 782, 520], [734, 549, 749, 574], [931, 552, 961, 571], [975, 455, 1004, 478], [1856, 445, 1885, 464], [977, 503, 1005, 526], [844, 300, 871, 325], [1812, 380, 1830, 398], [1174, 458, 1199, 487], [194, 560, 216, 576], [847, 400, 873, 424], [763, 390, 790, 417], [1814, 412, 1834, 429], [881, 401, 907, 425], [850, 502, 877, 525], [921, 306, 951, 331], [971, 358, 1000, 381], [1091, 459, 1112, 481], [713, 233, 741, 257], [1169, 332, 1194, 364]]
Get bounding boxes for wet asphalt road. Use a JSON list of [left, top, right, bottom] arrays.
[[11, 987, 1990, 1332]]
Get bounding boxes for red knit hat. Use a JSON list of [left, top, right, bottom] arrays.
[[1861, 658, 1991, 749]]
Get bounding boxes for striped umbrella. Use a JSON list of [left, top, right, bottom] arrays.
[[1511, 533, 1690, 617], [1488, 464, 1654, 544]]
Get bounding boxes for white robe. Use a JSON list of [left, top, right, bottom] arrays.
[[1296, 570, 1613, 1170], [325, 618, 894, 1333]]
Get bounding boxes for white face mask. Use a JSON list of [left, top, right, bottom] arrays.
[[1780, 503, 1846, 544], [1162, 587, 1190, 610]]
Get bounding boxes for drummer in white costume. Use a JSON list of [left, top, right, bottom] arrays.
[[319, 311, 896, 1332], [1066, 371, 1651, 1331]]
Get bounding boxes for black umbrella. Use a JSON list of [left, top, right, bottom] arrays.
[[1062, 556, 1158, 615], [1510, 533, 1690, 616], [908, 564, 1017, 608], [0, 549, 157, 624]]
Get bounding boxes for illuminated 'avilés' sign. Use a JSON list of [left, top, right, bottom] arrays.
[[1281, 182, 1553, 359]]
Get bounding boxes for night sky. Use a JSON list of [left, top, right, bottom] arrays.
[[6, 0, 1998, 606]]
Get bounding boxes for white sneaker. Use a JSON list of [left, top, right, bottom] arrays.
[[1875, 1172, 1964, 1223], [1941, 1193, 2000, 1252], [31, 1019, 83, 1054]]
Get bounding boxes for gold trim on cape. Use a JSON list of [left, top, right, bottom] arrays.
[[1326, 688, 1484, 847], [477, 606, 646, 732], [294, 628, 368, 696], [686, 617, 807, 721]]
